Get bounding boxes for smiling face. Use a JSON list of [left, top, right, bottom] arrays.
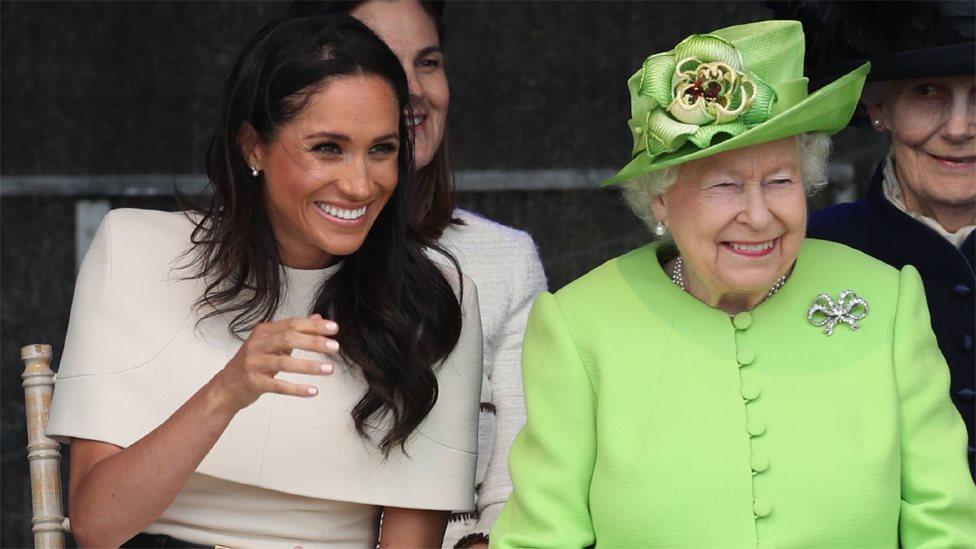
[[352, 0, 448, 170], [651, 137, 807, 312], [248, 74, 401, 269], [867, 75, 976, 229]]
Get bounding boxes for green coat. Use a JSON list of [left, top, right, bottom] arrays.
[[491, 239, 975, 548]]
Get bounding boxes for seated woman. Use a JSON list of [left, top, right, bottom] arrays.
[[288, 3, 550, 547], [491, 20, 975, 548], [46, 14, 483, 549]]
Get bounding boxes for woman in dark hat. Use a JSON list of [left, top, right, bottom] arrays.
[[779, 1, 976, 479]]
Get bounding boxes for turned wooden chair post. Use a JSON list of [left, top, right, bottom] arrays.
[[21, 344, 66, 549]]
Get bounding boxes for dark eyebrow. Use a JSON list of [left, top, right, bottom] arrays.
[[305, 131, 349, 142], [417, 46, 442, 58], [304, 132, 398, 143]]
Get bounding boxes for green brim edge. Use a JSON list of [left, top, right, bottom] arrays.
[[604, 62, 871, 186]]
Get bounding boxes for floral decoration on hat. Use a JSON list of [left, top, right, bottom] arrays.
[[629, 34, 778, 163], [607, 20, 870, 185]]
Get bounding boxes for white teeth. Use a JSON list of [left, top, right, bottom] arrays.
[[405, 116, 424, 127], [730, 240, 775, 252], [317, 203, 366, 220]]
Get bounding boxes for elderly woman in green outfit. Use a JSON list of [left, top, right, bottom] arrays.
[[491, 21, 975, 549]]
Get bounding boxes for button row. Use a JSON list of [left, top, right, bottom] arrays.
[[732, 314, 773, 538]]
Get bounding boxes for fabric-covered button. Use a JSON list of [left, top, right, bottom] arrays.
[[751, 453, 769, 473], [753, 498, 772, 517], [957, 388, 976, 404], [736, 348, 756, 366], [959, 334, 974, 353], [741, 384, 761, 401], [747, 419, 766, 437], [733, 312, 753, 330], [952, 284, 973, 300], [757, 540, 776, 549]]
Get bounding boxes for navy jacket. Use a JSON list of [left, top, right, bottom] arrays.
[[808, 167, 975, 478]]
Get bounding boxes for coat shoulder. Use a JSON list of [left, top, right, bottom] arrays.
[[440, 209, 538, 268], [807, 200, 875, 241], [99, 208, 197, 262], [553, 245, 657, 314], [438, 209, 547, 324], [802, 238, 898, 279]]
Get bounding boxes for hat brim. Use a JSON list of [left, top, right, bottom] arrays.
[[811, 43, 974, 88], [604, 62, 870, 186]]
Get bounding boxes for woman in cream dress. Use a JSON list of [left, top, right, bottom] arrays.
[[287, 3, 549, 547], [47, 14, 483, 548]]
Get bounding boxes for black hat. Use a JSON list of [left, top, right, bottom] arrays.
[[767, 1, 975, 89]]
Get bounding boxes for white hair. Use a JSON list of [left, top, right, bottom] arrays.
[[620, 132, 833, 233]]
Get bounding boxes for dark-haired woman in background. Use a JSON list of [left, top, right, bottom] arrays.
[[46, 14, 482, 548], [288, 2, 548, 548]]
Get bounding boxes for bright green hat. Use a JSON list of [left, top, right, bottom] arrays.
[[604, 20, 870, 186]]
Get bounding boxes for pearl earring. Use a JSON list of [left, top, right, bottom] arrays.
[[250, 166, 260, 178], [653, 222, 667, 237], [873, 119, 885, 130]]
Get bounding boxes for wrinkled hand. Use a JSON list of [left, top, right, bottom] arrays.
[[212, 314, 339, 412]]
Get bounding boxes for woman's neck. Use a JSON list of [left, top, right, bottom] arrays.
[[898, 181, 975, 233], [894, 165, 976, 233], [277, 245, 337, 270], [691, 284, 765, 316], [667, 258, 767, 315]]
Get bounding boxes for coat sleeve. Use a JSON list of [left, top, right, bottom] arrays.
[[894, 265, 976, 548], [490, 292, 596, 549]]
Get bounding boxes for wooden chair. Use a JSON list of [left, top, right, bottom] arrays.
[[21, 344, 67, 549]]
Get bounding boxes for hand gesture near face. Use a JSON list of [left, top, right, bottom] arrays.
[[213, 313, 339, 412]]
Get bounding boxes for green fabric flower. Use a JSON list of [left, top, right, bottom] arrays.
[[629, 34, 778, 162]]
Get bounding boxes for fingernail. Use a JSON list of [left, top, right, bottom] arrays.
[[326, 340, 339, 351], [325, 321, 338, 331], [307, 387, 318, 396], [320, 363, 333, 374]]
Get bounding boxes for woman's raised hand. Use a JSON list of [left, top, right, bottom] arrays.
[[212, 313, 339, 412]]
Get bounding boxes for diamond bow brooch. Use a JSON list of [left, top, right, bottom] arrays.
[[807, 290, 869, 336]]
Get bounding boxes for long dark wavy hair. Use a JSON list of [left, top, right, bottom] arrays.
[[288, 0, 459, 241], [182, 14, 463, 454]]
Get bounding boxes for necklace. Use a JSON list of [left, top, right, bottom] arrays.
[[670, 256, 789, 304]]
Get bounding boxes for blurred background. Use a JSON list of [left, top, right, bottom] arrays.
[[1, 1, 886, 545]]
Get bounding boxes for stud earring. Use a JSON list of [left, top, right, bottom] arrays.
[[653, 222, 668, 237], [250, 166, 260, 178], [872, 119, 885, 130]]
